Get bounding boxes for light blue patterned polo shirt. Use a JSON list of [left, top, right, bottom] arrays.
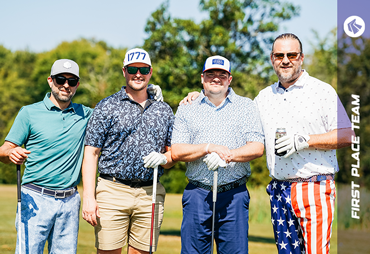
[[171, 88, 264, 186]]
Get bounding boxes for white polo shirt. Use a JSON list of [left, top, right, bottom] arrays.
[[255, 70, 351, 180]]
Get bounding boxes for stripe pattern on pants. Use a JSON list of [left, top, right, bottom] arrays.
[[291, 180, 336, 254]]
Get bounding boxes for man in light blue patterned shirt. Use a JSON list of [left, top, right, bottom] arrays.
[[171, 55, 264, 253]]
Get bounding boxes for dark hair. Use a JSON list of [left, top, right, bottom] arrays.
[[271, 33, 303, 53]]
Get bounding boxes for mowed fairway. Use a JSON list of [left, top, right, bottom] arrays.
[[0, 185, 337, 253]]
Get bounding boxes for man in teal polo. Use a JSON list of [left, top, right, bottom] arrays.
[[0, 59, 93, 254]]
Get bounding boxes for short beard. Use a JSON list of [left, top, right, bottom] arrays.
[[276, 66, 302, 84], [51, 89, 74, 102]]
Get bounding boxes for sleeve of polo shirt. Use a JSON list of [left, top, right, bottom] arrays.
[[5, 107, 30, 147], [165, 112, 175, 147], [242, 100, 264, 144], [84, 102, 110, 148], [171, 105, 191, 145], [322, 85, 351, 131]]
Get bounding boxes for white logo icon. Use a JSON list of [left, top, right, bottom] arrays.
[[63, 62, 72, 69], [344, 16, 365, 38]]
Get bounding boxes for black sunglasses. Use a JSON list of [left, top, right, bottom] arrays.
[[126, 66, 151, 75], [272, 52, 301, 61], [52, 75, 79, 87]]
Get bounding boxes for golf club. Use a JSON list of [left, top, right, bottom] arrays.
[[149, 165, 158, 254], [211, 169, 218, 254], [17, 164, 22, 254]]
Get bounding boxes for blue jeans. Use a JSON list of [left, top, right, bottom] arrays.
[[181, 183, 250, 254], [15, 186, 80, 254]]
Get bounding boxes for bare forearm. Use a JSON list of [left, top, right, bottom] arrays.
[[231, 142, 264, 162], [82, 146, 100, 199], [308, 128, 354, 150], [171, 143, 208, 162], [162, 150, 176, 169], [0, 145, 12, 164]]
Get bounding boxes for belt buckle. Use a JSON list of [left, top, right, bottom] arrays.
[[316, 175, 325, 181], [55, 190, 66, 199], [130, 180, 141, 188]]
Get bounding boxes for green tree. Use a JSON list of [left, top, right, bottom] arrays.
[[143, 0, 300, 108], [304, 28, 337, 88], [31, 39, 128, 108], [0, 46, 37, 183]]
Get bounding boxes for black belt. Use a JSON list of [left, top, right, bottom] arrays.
[[100, 174, 154, 188], [23, 183, 77, 199], [189, 176, 248, 193]]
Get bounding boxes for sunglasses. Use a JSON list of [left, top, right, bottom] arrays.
[[272, 52, 301, 61], [126, 66, 151, 75], [52, 75, 79, 87]]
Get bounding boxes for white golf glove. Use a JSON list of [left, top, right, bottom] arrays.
[[147, 84, 163, 102], [275, 134, 310, 158], [203, 152, 227, 171], [143, 151, 167, 168]]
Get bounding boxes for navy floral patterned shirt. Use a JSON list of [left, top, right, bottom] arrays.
[[85, 87, 174, 181]]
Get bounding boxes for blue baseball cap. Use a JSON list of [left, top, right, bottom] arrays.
[[202, 55, 231, 74]]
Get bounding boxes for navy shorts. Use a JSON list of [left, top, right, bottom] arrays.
[[181, 182, 250, 254]]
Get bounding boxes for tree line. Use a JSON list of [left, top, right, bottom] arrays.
[[0, 0, 368, 191]]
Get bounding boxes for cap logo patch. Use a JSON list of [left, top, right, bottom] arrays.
[[212, 59, 224, 65], [63, 62, 72, 69]]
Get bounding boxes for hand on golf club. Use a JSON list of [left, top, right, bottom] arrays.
[[143, 151, 167, 168], [9, 146, 30, 165], [275, 134, 310, 158], [203, 152, 227, 171], [147, 84, 163, 102], [82, 197, 100, 227]]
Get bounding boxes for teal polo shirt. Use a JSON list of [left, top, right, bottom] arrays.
[[6, 93, 93, 189]]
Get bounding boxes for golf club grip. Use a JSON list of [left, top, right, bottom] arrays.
[[152, 166, 158, 202], [17, 164, 21, 202], [213, 171, 218, 202]]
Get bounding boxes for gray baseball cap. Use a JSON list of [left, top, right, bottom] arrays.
[[50, 59, 80, 78]]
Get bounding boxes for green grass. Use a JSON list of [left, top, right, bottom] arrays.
[[0, 185, 341, 254]]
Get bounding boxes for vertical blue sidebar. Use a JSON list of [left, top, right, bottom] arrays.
[[337, 1, 370, 254]]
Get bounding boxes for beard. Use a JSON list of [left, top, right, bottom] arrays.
[[275, 65, 302, 84], [51, 87, 75, 103]]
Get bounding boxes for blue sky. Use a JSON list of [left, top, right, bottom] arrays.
[[0, 0, 336, 54]]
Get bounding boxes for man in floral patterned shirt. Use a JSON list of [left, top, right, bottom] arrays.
[[81, 48, 175, 254]]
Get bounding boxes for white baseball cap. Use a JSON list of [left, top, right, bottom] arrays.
[[51, 59, 79, 78], [123, 48, 151, 67], [203, 55, 231, 74]]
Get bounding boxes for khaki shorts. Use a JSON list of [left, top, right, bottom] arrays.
[[95, 177, 166, 251]]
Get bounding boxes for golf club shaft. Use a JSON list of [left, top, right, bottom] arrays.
[[149, 166, 158, 254], [211, 170, 218, 254], [17, 164, 22, 254]]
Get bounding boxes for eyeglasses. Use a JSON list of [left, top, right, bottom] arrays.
[[126, 66, 151, 75], [204, 72, 229, 80], [272, 52, 301, 61], [52, 75, 79, 87]]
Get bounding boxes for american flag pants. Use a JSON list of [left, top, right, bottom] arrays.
[[266, 179, 336, 254]]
